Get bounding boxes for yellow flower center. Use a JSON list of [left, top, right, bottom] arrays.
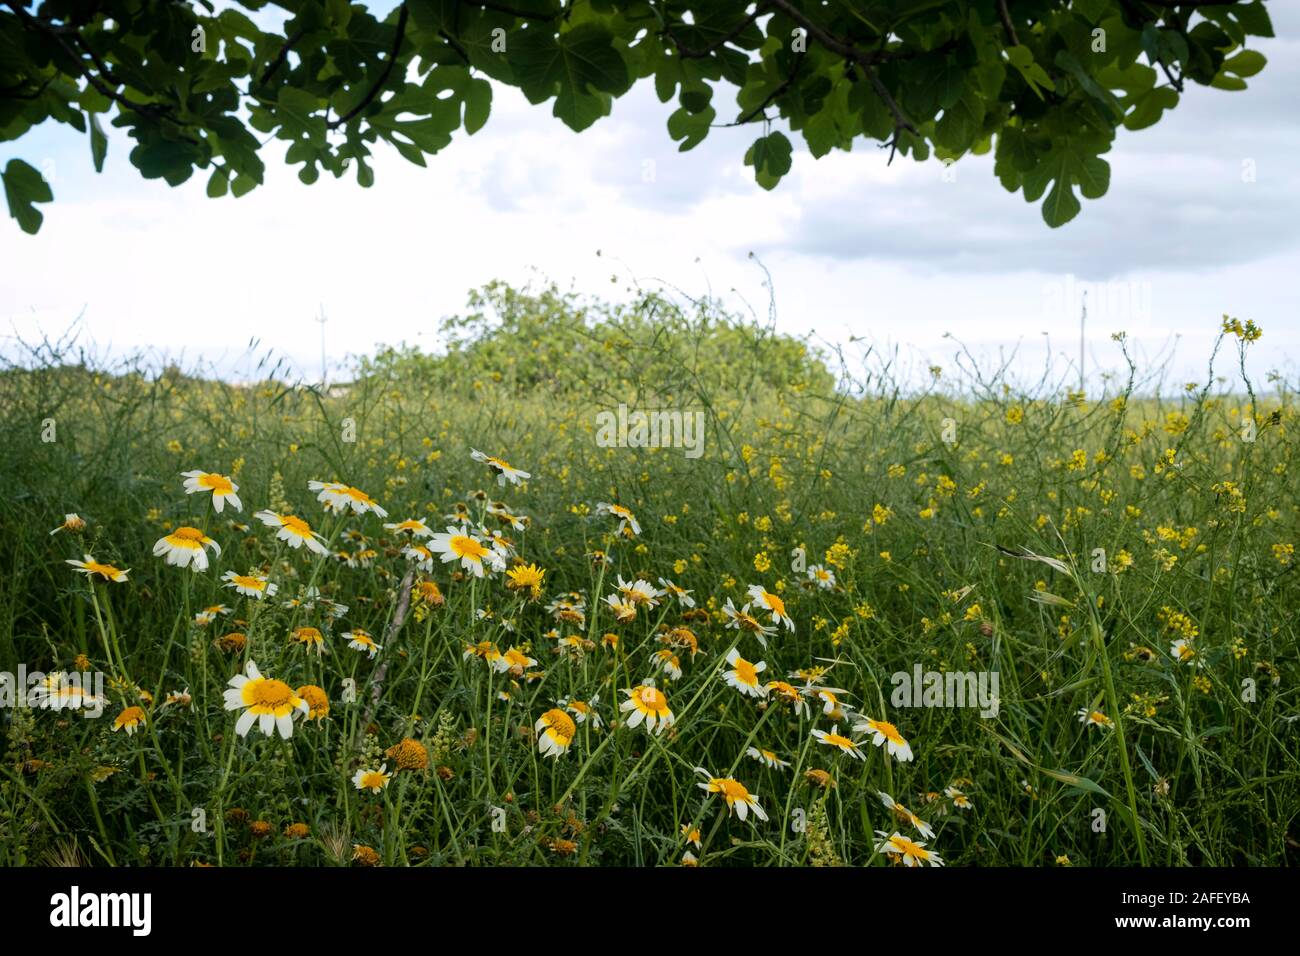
[[713, 778, 750, 803], [541, 709, 576, 741], [637, 686, 665, 710], [200, 473, 233, 493], [232, 574, 266, 590], [871, 719, 904, 744], [360, 771, 387, 789], [450, 535, 487, 561], [733, 658, 759, 685], [889, 835, 929, 860], [763, 592, 786, 616], [281, 515, 311, 535], [244, 678, 295, 712]]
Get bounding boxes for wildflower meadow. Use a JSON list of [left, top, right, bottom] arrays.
[[0, 284, 1295, 868]]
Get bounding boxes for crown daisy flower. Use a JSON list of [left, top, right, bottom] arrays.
[[181, 471, 242, 512], [654, 649, 683, 681], [764, 680, 810, 718], [493, 646, 536, 676], [695, 768, 768, 822], [223, 660, 308, 738], [746, 584, 794, 632], [429, 525, 502, 577], [383, 517, 433, 538], [945, 786, 973, 810], [658, 628, 697, 659], [464, 639, 502, 667], [478, 525, 516, 561], [222, 569, 277, 600], [616, 575, 663, 607], [487, 502, 527, 530], [722, 648, 768, 698], [385, 738, 429, 772], [547, 593, 586, 626], [153, 526, 222, 571], [721, 598, 775, 647], [506, 562, 547, 600], [402, 544, 435, 572], [878, 792, 935, 839], [253, 510, 330, 555], [66, 555, 129, 583], [657, 578, 696, 608], [308, 480, 389, 518], [854, 716, 914, 762], [194, 604, 231, 626], [746, 746, 790, 770], [414, 579, 445, 607], [297, 684, 330, 721], [604, 594, 637, 623], [595, 501, 640, 536], [535, 708, 577, 758], [290, 626, 326, 656], [806, 564, 835, 590], [163, 688, 193, 709], [620, 681, 673, 734], [875, 831, 944, 867], [790, 665, 830, 686], [1170, 638, 1196, 664], [681, 824, 702, 848], [1077, 708, 1113, 729], [470, 449, 531, 486], [28, 673, 105, 712], [112, 706, 147, 735], [49, 513, 86, 535], [813, 688, 852, 721], [559, 694, 603, 729], [812, 724, 866, 760], [352, 764, 392, 794], [344, 629, 382, 659]]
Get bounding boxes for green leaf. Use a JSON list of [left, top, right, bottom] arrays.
[[89, 114, 108, 173], [667, 105, 714, 152], [513, 24, 631, 132], [1006, 45, 1055, 99], [1124, 86, 1178, 131], [1224, 49, 1267, 78], [2, 159, 54, 234], [463, 78, 492, 134], [1039, 767, 1112, 798], [278, 87, 326, 144], [935, 87, 984, 153], [206, 167, 229, 198], [745, 131, 792, 190]]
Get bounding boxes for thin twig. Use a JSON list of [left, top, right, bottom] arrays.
[[329, 3, 409, 130], [764, 0, 917, 141], [355, 568, 416, 746], [259, 27, 307, 86], [997, 0, 1020, 46]]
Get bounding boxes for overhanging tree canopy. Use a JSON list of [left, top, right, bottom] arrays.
[[0, 0, 1273, 234]]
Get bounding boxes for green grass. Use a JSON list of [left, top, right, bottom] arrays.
[[0, 287, 1296, 867]]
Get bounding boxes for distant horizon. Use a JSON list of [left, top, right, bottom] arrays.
[[5, 290, 1288, 400]]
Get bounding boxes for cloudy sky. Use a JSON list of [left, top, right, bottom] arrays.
[[2, 3, 1297, 389]]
